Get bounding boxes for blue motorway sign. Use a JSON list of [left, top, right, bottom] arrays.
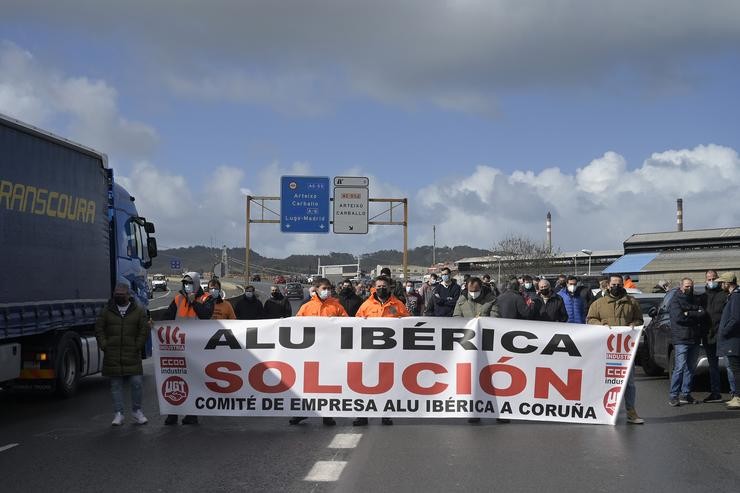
[[280, 176, 330, 233], [170, 260, 181, 270]]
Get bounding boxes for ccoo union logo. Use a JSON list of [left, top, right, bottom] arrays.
[[162, 376, 189, 405], [158, 326, 186, 351], [603, 386, 622, 416]]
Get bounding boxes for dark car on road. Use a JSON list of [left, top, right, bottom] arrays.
[[285, 282, 304, 299]]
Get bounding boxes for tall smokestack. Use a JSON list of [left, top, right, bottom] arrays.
[[546, 211, 552, 253], [676, 198, 683, 232]]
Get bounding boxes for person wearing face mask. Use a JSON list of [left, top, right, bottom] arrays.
[[163, 272, 215, 425], [432, 267, 461, 317], [95, 282, 149, 426], [698, 270, 735, 403], [422, 273, 439, 316], [354, 276, 409, 426], [209, 279, 236, 320], [553, 274, 567, 294], [667, 278, 706, 406], [558, 275, 587, 324], [453, 277, 499, 318], [296, 278, 348, 317], [337, 279, 363, 316], [164, 272, 216, 321], [532, 279, 568, 322], [290, 278, 348, 427], [520, 275, 537, 306], [404, 280, 424, 316], [263, 285, 292, 319], [234, 285, 265, 320], [587, 274, 645, 424], [717, 272, 740, 409]]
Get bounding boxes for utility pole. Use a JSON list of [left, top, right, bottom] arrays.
[[433, 225, 436, 266]]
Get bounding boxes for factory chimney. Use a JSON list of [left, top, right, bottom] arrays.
[[676, 198, 683, 232], [546, 211, 552, 253]]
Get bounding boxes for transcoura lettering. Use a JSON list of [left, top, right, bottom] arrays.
[[0, 179, 97, 224]]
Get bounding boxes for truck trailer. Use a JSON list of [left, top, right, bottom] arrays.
[[0, 112, 157, 396]]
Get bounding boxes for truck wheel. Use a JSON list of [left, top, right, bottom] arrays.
[[55, 333, 82, 398]]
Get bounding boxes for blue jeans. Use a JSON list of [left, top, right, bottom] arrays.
[[110, 375, 143, 414], [624, 367, 636, 410], [669, 344, 699, 398], [705, 342, 737, 394]]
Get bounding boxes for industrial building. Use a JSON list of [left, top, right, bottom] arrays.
[[603, 227, 740, 288]]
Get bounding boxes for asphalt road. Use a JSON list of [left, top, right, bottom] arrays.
[[148, 278, 246, 312], [1, 356, 739, 491]]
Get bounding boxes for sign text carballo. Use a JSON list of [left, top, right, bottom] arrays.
[[152, 317, 641, 425]]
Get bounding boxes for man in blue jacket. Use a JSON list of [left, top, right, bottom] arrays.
[[667, 278, 705, 406], [718, 272, 740, 409], [558, 276, 587, 324], [432, 267, 461, 317]]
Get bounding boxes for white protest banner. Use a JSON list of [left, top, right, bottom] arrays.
[[152, 317, 641, 425]]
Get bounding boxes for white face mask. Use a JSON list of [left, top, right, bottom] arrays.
[[210, 289, 220, 298], [469, 291, 481, 300], [524, 282, 533, 290], [441, 274, 450, 283], [567, 284, 576, 293], [406, 286, 413, 293], [318, 289, 331, 300], [245, 291, 254, 298]]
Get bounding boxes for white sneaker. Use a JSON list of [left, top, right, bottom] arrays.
[[111, 412, 124, 426], [132, 409, 148, 425], [726, 396, 740, 410]]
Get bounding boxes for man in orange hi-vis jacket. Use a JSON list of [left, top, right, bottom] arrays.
[[354, 275, 409, 426], [290, 278, 347, 427]]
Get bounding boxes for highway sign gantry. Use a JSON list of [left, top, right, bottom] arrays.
[[280, 176, 330, 233]]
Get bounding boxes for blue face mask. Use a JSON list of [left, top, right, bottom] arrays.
[[707, 281, 718, 290], [183, 283, 194, 294], [210, 289, 220, 298], [441, 275, 450, 282]]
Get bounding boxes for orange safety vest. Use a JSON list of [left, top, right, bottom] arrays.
[[174, 293, 211, 319], [356, 295, 409, 318]]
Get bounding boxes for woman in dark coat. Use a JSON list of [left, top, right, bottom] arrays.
[[95, 282, 149, 426]]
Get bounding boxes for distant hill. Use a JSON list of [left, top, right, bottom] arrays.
[[150, 245, 492, 276]]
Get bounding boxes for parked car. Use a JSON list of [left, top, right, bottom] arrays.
[[151, 273, 168, 292], [641, 288, 722, 377], [285, 282, 304, 299]]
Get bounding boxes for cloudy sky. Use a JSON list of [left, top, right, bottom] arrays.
[[2, 1, 740, 257]]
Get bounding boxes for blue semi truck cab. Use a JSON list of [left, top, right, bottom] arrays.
[[0, 112, 157, 396]]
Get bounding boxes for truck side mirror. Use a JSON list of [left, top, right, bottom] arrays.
[[144, 221, 156, 234], [147, 237, 158, 259]]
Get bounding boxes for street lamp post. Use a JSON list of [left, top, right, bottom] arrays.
[[581, 249, 593, 276]]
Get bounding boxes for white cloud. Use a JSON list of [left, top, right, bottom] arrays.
[[0, 41, 157, 158], [413, 145, 740, 252]]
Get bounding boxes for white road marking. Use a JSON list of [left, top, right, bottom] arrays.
[[304, 461, 347, 482], [328, 433, 362, 449], [154, 289, 171, 300], [0, 443, 19, 453]]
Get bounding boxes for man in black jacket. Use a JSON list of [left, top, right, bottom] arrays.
[[532, 279, 568, 322], [497, 279, 533, 319], [718, 272, 740, 409], [234, 285, 265, 320], [337, 279, 363, 316], [431, 267, 461, 317], [667, 278, 705, 406], [263, 285, 292, 318], [698, 270, 733, 402]]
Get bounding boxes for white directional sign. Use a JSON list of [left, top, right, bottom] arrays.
[[333, 186, 369, 234], [334, 176, 369, 187]]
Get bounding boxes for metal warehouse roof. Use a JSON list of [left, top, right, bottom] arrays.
[[642, 248, 740, 272], [624, 228, 740, 252], [603, 248, 740, 274]]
